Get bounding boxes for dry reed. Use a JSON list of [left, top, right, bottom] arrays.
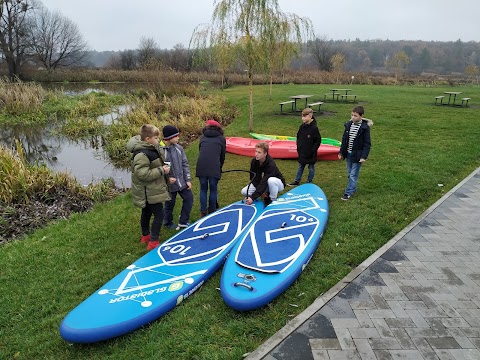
[[0, 78, 47, 115], [0, 141, 118, 206]]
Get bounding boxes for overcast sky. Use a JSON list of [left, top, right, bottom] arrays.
[[40, 0, 479, 52]]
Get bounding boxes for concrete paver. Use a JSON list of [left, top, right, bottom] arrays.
[[247, 168, 480, 360]]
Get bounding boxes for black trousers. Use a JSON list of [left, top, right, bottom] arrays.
[[140, 202, 164, 241]]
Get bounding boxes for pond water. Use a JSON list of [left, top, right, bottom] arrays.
[[0, 107, 132, 188], [0, 82, 139, 188]]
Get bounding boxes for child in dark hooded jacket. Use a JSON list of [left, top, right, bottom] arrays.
[[195, 120, 226, 217], [288, 108, 322, 186]]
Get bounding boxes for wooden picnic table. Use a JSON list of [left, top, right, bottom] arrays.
[[327, 89, 352, 101], [289, 95, 313, 112], [444, 91, 462, 106]]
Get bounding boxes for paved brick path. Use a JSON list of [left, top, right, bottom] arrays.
[[247, 167, 480, 360]]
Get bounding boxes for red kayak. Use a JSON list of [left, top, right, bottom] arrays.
[[225, 137, 339, 161]]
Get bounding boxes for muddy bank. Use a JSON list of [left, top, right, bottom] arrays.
[[0, 187, 124, 245]]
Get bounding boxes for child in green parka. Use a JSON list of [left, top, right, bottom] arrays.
[[126, 124, 171, 250]]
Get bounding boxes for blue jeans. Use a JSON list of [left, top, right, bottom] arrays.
[[345, 153, 362, 196], [199, 176, 219, 212], [164, 188, 194, 226], [140, 202, 164, 241], [295, 162, 315, 183]]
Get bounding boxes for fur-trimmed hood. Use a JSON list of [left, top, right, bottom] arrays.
[[362, 118, 374, 127]]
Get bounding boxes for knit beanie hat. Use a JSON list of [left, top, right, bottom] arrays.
[[205, 119, 221, 128], [162, 125, 179, 140]]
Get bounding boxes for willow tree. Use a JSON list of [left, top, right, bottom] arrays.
[[263, 12, 313, 99], [191, 0, 312, 131], [190, 25, 234, 89]]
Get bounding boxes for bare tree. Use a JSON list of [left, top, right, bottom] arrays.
[[29, 5, 89, 70], [119, 49, 136, 70], [104, 53, 121, 69], [0, 0, 33, 79], [167, 43, 187, 71], [310, 35, 335, 71], [137, 36, 160, 70]]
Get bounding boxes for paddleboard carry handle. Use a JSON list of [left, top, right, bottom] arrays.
[[233, 282, 254, 291]]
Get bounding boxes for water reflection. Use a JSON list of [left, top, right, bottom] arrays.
[[41, 82, 161, 95], [97, 105, 131, 125], [0, 113, 131, 188], [0, 123, 61, 165], [48, 137, 130, 187]]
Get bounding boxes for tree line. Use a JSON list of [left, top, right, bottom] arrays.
[[306, 37, 480, 75], [102, 37, 480, 79], [2, 0, 479, 83]]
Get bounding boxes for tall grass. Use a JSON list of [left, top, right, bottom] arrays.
[[0, 141, 119, 206], [30, 68, 471, 87], [0, 82, 130, 127], [103, 92, 238, 168], [0, 78, 47, 115]]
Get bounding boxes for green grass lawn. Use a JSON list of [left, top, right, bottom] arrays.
[[1, 84, 480, 360]]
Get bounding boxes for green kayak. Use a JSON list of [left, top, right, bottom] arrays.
[[250, 133, 341, 147]]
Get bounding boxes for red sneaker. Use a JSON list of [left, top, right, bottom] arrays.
[[140, 234, 151, 243], [147, 240, 160, 250]]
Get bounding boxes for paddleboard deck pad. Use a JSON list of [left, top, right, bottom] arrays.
[[220, 184, 329, 311], [60, 200, 264, 343]]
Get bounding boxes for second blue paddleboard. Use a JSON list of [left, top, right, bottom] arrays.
[[220, 184, 329, 311]]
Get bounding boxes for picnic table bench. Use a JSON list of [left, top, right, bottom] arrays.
[[461, 97, 471, 107], [307, 101, 323, 112], [279, 100, 295, 113], [323, 93, 340, 102], [323, 89, 358, 103], [435, 95, 445, 105], [340, 94, 357, 103]]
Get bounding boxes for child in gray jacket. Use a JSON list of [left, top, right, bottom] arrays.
[[162, 125, 194, 229]]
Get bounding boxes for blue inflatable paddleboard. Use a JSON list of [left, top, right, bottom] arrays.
[[60, 200, 264, 343], [220, 184, 329, 311]]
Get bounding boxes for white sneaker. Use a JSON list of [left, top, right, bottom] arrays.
[[176, 223, 190, 230]]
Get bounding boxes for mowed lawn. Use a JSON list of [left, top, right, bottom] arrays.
[[1, 84, 480, 360]]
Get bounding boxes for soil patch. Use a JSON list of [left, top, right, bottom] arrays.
[[0, 187, 124, 245]]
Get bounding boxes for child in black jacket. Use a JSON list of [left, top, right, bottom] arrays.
[[288, 108, 322, 186], [242, 142, 286, 206]]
